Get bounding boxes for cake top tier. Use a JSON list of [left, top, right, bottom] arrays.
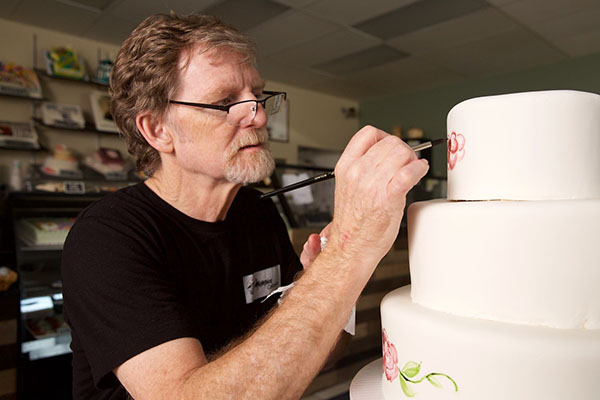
[[446, 90, 600, 201]]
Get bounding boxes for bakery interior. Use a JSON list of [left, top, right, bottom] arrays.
[[1, 0, 599, 399]]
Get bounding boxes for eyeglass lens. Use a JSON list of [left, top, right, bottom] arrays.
[[227, 94, 284, 126]]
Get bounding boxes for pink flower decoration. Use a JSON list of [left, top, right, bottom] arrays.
[[447, 132, 466, 170], [382, 329, 399, 381]]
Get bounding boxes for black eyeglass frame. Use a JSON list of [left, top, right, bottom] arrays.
[[168, 90, 287, 114]]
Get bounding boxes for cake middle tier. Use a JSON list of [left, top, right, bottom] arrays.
[[408, 198, 600, 329]]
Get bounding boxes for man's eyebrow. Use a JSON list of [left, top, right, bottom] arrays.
[[253, 81, 266, 92], [213, 80, 265, 94]]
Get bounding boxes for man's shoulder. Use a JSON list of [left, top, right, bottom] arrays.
[[78, 182, 152, 219]]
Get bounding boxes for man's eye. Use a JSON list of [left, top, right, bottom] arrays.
[[217, 97, 232, 106]]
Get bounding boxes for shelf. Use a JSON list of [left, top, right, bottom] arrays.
[[35, 68, 108, 88], [0, 145, 43, 152], [8, 191, 105, 207], [0, 91, 45, 101], [17, 243, 63, 252], [9, 165, 143, 196], [33, 118, 119, 135], [22, 332, 71, 360]]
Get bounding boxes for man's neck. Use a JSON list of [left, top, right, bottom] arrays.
[[144, 168, 241, 222]]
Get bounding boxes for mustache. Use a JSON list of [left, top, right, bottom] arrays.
[[233, 128, 269, 150], [227, 128, 270, 159]]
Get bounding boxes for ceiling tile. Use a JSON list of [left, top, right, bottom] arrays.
[[271, 0, 317, 9], [313, 45, 408, 75], [420, 27, 566, 78], [350, 56, 464, 94], [388, 8, 518, 55], [203, 0, 289, 31], [529, 4, 600, 42], [108, 0, 215, 22], [354, 0, 490, 40], [56, 0, 115, 12], [258, 56, 332, 88], [305, 76, 381, 100], [484, 0, 519, 5], [11, 0, 101, 36], [163, 0, 224, 15], [0, 0, 21, 17], [245, 9, 338, 56], [500, 0, 600, 25], [270, 28, 380, 67], [303, 0, 417, 25], [554, 28, 600, 57]]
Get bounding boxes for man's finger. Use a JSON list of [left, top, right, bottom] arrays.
[[336, 125, 389, 169]]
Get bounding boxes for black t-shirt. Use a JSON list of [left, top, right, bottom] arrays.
[[61, 183, 302, 399]]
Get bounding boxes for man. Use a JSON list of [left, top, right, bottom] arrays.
[[61, 13, 428, 400]]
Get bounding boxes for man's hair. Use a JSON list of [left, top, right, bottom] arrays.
[[109, 13, 258, 176]]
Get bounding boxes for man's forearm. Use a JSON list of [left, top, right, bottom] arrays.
[[180, 249, 365, 399]]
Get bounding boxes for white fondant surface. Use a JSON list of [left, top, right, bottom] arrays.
[[381, 286, 600, 400], [447, 90, 600, 200], [349, 359, 385, 400], [408, 198, 600, 329]]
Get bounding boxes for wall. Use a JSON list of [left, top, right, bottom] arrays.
[[0, 17, 359, 183], [359, 52, 600, 177]]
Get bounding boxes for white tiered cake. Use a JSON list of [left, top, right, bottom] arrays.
[[377, 90, 600, 400]]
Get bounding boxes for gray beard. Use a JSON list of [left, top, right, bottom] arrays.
[[225, 145, 275, 184]]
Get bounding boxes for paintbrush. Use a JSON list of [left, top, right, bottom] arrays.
[[259, 138, 447, 199]]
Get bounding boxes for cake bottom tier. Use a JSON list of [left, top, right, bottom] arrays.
[[380, 286, 600, 400]]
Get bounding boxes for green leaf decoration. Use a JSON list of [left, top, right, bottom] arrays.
[[399, 374, 415, 397], [426, 375, 443, 389], [402, 361, 421, 378]]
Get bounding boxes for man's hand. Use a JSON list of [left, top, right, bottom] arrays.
[[327, 125, 429, 279], [299, 224, 331, 269]]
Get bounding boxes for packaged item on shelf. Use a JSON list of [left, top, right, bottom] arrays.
[[41, 144, 82, 178], [45, 47, 87, 80], [90, 91, 119, 133], [17, 217, 75, 246], [84, 147, 130, 180], [9, 160, 23, 191], [25, 315, 69, 339], [40, 102, 86, 129], [32, 181, 65, 193], [94, 59, 113, 84], [0, 121, 40, 149], [0, 61, 42, 98], [0, 266, 18, 291]]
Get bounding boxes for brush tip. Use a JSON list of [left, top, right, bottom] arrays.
[[431, 138, 447, 147]]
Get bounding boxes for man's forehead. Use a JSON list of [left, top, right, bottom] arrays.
[[178, 46, 264, 92]]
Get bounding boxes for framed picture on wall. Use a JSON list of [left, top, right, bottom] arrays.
[[90, 91, 119, 133], [267, 99, 288, 142]]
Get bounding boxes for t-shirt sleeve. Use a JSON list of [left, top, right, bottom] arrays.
[[62, 214, 194, 388]]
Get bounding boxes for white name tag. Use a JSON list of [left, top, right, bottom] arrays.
[[242, 265, 281, 304]]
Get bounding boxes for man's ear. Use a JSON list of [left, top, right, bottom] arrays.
[[136, 112, 174, 153]]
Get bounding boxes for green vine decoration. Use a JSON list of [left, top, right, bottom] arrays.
[[397, 361, 458, 397]]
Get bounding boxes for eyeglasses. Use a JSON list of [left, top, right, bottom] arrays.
[[168, 91, 287, 126]]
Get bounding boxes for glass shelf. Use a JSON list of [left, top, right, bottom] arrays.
[[22, 332, 71, 361], [0, 91, 46, 101], [32, 118, 118, 135], [35, 68, 108, 88]]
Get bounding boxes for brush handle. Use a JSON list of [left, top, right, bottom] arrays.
[[259, 138, 446, 199], [259, 172, 334, 199]]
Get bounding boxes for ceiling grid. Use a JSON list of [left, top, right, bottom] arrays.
[[1, 0, 598, 100]]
